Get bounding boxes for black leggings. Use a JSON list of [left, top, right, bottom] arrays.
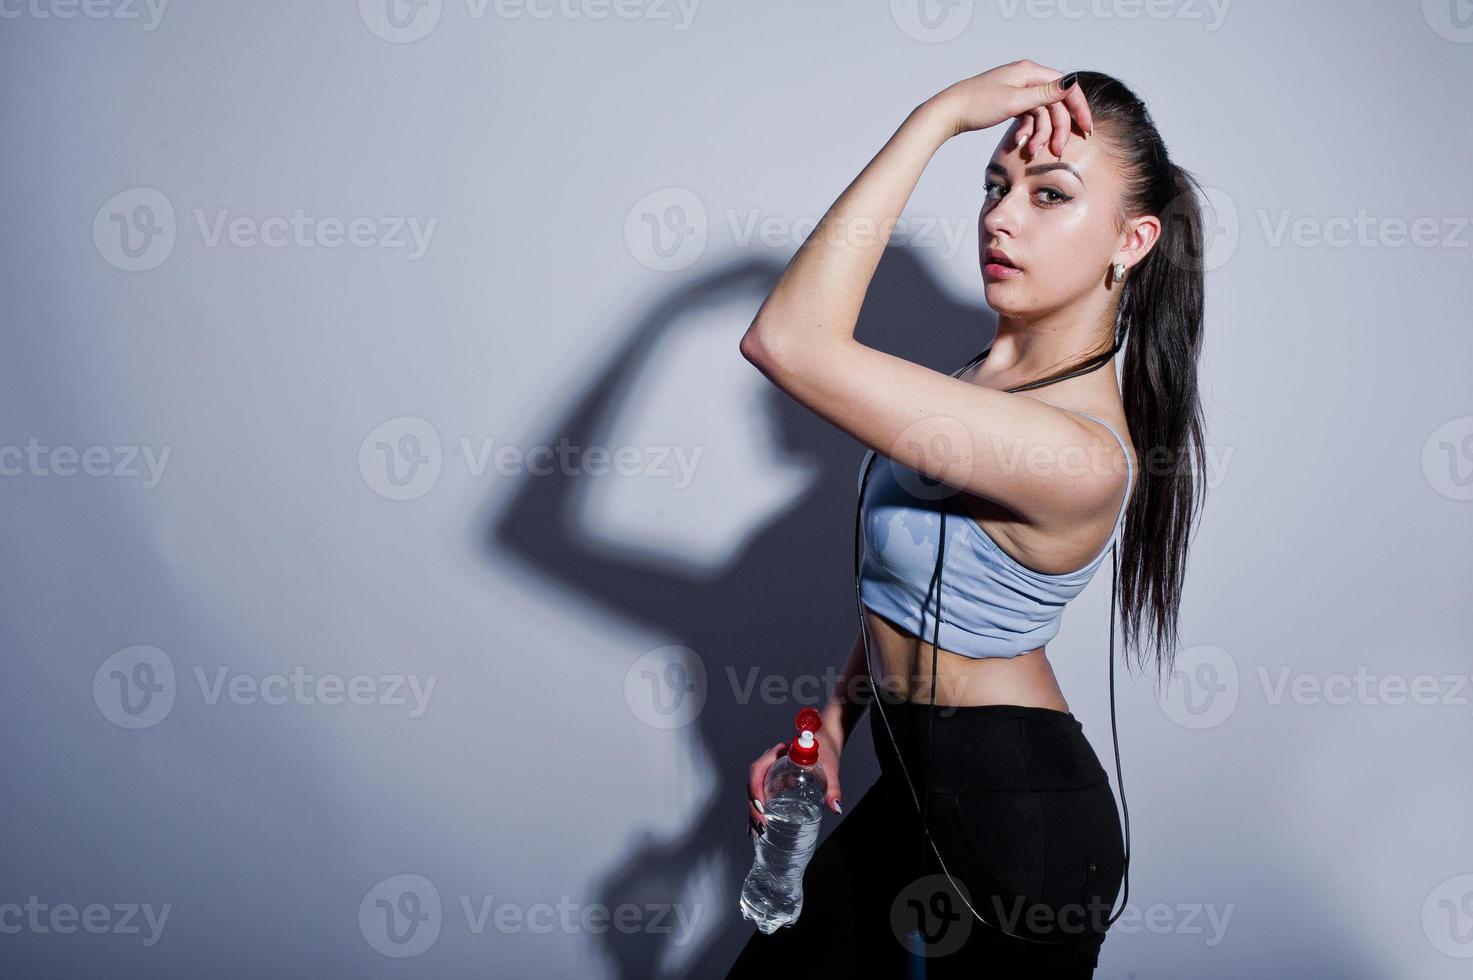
[[724, 699, 1127, 979]]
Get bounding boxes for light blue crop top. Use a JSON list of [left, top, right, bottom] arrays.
[[857, 411, 1134, 659]]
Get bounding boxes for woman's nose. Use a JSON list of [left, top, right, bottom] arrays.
[[981, 191, 1025, 239], [981, 204, 1014, 241]]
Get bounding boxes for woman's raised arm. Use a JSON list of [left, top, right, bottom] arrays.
[[738, 62, 1115, 528]]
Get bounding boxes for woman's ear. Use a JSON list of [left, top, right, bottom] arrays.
[[1115, 213, 1162, 272]]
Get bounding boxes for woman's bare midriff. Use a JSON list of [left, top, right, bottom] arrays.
[[859, 466, 1127, 711], [863, 604, 1072, 711]]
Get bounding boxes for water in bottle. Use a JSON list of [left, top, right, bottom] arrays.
[[739, 708, 828, 934]]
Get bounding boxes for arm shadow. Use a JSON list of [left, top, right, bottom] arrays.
[[481, 242, 993, 978]]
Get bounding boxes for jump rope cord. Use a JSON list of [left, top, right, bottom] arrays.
[[853, 340, 1130, 945]]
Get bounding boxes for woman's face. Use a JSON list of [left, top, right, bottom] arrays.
[[978, 123, 1128, 318]]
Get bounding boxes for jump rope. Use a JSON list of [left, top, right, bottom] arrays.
[[851, 340, 1131, 946]]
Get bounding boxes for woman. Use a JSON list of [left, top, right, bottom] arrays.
[[725, 63, 1207, 977]]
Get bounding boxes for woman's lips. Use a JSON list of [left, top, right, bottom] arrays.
[[984, 262, 1023, 279]]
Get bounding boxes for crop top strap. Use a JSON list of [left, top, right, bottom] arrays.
[[1058, 409, 1134, 527]]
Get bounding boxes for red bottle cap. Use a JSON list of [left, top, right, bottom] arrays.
[[788, 728, 819, 767], [795, 707, 822, 734]]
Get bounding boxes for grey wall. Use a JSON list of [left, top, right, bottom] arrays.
[[3, 1, 1471, 977]]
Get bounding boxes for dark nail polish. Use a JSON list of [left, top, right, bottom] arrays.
[[1059, 72, 1078, 90]]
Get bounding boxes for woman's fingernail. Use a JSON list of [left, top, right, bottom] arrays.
[[833, 800, 844, 815], [1060, 71, 1078, 90], [752, 798, 765, 815]]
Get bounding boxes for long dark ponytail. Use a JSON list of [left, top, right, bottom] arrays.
[[993, 71, 1208, 690]]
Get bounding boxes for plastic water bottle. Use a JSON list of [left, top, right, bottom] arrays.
[[739, 707, 828, 934]]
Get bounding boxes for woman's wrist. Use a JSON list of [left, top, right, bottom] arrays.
[[819, 703, 848, 754], [910, 89, 962, 144]]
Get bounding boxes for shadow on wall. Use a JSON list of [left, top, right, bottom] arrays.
[[485, 243, 992, 979]]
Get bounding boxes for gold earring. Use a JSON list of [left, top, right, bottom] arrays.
[[1111, 263, 1125, 283]]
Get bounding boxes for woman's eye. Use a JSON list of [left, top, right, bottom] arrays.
[[983, 182, 1071, 205]]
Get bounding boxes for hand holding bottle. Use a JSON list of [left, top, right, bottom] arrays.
[[740, 708, 832, 933], [747, 709, 844, 838]]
